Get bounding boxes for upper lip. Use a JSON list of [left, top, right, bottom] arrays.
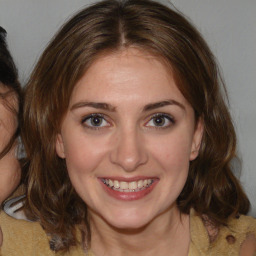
[[99, 176, 159, 182]]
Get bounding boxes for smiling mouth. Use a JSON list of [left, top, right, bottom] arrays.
[[101, 178, 154, 192]]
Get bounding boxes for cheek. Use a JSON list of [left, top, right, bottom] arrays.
[[0, 109, 18, 150], [64, 140, 101, 198], [149, 132, 193, 170], [0, 150, 21, 204], [64, 134, 109, 177]]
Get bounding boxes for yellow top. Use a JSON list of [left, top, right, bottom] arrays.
[[189, 209, 256, 255], [0, 207, 256, 255]]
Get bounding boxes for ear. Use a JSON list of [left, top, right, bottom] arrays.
[[56, 133, 66, 159], [190, 118, 204, 161]]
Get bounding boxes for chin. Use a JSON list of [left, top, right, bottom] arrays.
[[108, 218, 150, 231], [102, 207, 155, 231]]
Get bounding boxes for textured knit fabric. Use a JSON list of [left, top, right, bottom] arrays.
[[0, 207, 256, 255], [189, 209, 256, 256]]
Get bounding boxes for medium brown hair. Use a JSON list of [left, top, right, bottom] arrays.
[[22, 0, 250, 252]]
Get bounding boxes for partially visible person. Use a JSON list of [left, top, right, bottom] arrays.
[[0, 26, 21, 205], [0, 26, 22, 246]]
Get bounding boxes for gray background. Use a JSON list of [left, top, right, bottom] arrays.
[[0, 0, 255, 216]]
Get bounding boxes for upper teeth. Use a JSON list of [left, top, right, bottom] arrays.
[[103, 179, 153, 190]]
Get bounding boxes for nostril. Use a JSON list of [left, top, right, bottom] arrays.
[[109, 131, 148, 171], [109, 148, 148, 172]]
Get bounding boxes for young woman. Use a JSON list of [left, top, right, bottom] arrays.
[[0, 0, 255, 255]]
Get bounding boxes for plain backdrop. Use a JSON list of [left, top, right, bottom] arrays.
[[0, 0, 255, 216]]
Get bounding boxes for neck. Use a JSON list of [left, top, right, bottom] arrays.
[[89, 205, 190, 256]]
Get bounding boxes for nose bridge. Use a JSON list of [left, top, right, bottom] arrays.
[[110, 125, 148, 172]]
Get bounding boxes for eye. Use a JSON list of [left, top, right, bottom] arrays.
[[82, 114, 110, 129], [146, 113, 175, 128]]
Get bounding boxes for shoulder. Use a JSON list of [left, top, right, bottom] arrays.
[[228, 214, 256, 234], [189, 209, 256, 255], [0, 205, 88, 256], [0, 189, 92, 255], [228, 215, 256, 256], [0, 209, 55, 256]]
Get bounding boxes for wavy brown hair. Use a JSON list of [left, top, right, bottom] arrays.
[[22, 0, 250, 252]]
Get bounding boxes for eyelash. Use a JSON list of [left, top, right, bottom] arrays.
[[81, 113, 175, 130], [145, 113, 175, 129], [81, 113, 110, 130]]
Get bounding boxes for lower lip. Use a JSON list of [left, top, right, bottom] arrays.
[[99, 179, 159, 201]]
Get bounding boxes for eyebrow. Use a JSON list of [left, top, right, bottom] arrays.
[[70, 99, 185, 112], [71, 101, 116, 112], [143, 100, 185, 111]]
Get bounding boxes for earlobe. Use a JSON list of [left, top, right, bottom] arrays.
[[190, 118, 204, 161], [56, 134, 66, 158]]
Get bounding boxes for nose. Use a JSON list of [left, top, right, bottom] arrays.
[[109, 128, 148, 172]]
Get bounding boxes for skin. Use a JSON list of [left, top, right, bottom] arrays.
[[56, 47, 204, 256], [240, 234, 256, 255], [0, 84, 20, 205]]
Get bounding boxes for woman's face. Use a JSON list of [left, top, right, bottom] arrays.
[[56, 48, 203, 229], [0, 84, 20, 204]]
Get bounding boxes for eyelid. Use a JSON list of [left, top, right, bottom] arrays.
[[145, 113, 175, 128], [147, 112, 175, 122], [81, 113, 111, 129], [81, 113, 105, 123]]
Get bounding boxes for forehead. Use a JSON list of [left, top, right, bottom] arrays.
[[0, 82, 9, 93], [69, 48, 188, 106], [0, 82, 16, 95], [0, 82, 18, 110]]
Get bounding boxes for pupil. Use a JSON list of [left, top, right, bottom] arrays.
[[154, 117, 164, 126], [92, 117, 102, 126]]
